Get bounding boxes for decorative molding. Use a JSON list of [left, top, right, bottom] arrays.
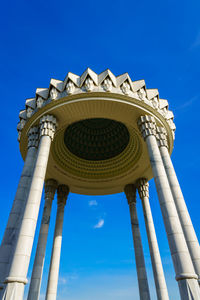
[[19, 119, 26, 130], [36, 88, 49, 99], [42, 179, 58, 224], [117, 73, 133, 90], [45, 179, 58, 198], [146, 88, 159, 100], [39, 115, 57, 140], [26, 107, 34, 119], [103, 78, 112, 92], [99, 69, 117, 86], [85, 78, 94, 92], [64, 72, 80, 87], [17, 130, 21, 142], [137, 115, 157, 140], [138, 87, 147, 101], [80, 68, 98, 86], [50, 87, 59, 100], [121, 81, 131, 95], [137, 178, 149, 199], [66, 80, 75, 95], [124, 184, 136, 205], [57, 184, 69, 206], [28, 126, 39, 148], [152, 96, 159, 110], [50, 78, 64, 92], [17, 68, 176, 141], [25, 98, 36, 109], [157, 126, 168, 148], [36, 96, 45, 109], [19, 109, 27, 121]]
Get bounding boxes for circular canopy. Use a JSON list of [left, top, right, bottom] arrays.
[[17, 68, 175, 195]]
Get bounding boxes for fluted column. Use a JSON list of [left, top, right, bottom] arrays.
[[137, 178, 169, 300], [45, 184, 69, 300], [27, 179, 58, 300], [124, 184, 151, 300], [138, 115, 200, 300], [2, 115, 57, 300], [0, 127, 38, 296], [157, 126, 200, 284]]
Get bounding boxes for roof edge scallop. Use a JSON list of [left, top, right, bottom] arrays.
[[17, 68, 176, 142]]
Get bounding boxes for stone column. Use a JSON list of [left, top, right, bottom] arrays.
[[2, 115, 57, 300], [0, 127, 38, 296], [124, 184, 151, 300], [27, 179, 58, 300], [157, 126, 200, 284], [45, 184, 69, 300], [138, 115, 200, 300], [137, 178, 169, 300]]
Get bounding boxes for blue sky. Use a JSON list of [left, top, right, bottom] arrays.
[[0, 0, 200, 299]]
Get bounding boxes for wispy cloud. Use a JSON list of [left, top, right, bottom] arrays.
[[59, 276, 68, 285], [94, 219, 104, 229], [89, 200, 98, 206], [176, 95, 199, 110], [58, 274, 78, 285]]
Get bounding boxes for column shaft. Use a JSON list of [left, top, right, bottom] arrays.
[[45, 185, 69, 300], [138, 116, 200, 300], [27, 179, 57, 300], [125, 185, 151, 300], [160, 144, 200, 282], [2, 115, 57, 300], [0, 127, 38, 296], [137, 179, 169, 300]]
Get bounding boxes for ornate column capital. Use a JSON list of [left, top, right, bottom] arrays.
[[124, 184, 136, 205], [57, 184, 69, 207], [45, 179, 58, 199], [136, 178, 149, 199], [39, 115, 57, 140], [157, 126, 168, 148], [28, 126, 39, 148], [137, 115, 157, 140]]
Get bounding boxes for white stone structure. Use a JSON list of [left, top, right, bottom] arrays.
[[137, 179, 169, 300], [45, 185, 69, 300], [0, 68, 199, 299], [157, 126, 200, 284], [138, 116, 200, 299], [124, 184, 151, 300], [27, 179, 58, 300], [0, 127, 38, 297]]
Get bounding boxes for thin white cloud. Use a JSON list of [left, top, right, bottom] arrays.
[[176, 95, 199, 110], [59, 276, 68, 285], [89, 200, 98, 206], [94, 219, 104, 229], [58, 274, 78, 285]]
